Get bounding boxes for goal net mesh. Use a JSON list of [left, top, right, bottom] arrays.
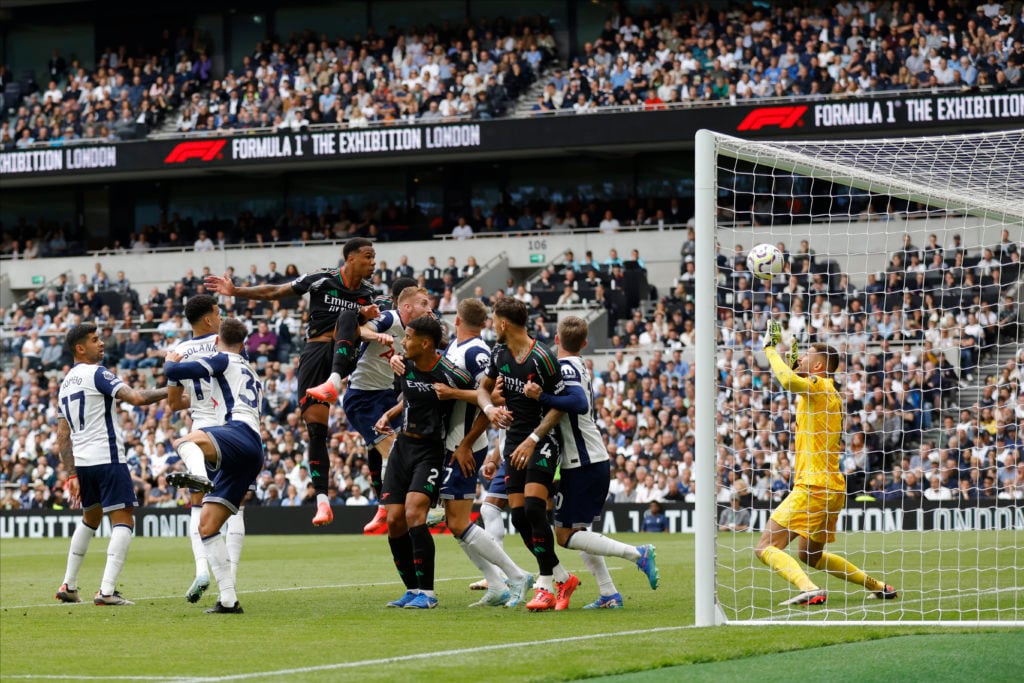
[[701, 129, 1023, 624]]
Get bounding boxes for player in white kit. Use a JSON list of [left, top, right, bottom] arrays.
[[524, 316, 659, 609], [165, 294, 248, 603], [55, 323, 169, 606], [164, 318, 264, 614]]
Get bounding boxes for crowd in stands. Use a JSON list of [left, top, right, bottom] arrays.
[[1, 225, 1020, 514], [5, 1, 1022, 149], [0, 14, 556, 149], [0, 29, 213, 148], [541, 0, 1024, 114]]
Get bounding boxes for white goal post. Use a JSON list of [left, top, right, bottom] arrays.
[[694, 128, 1023, 626]]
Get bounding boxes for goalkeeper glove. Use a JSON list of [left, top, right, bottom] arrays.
[[762, 319, 781, 350], [786, 339, 799, 369]]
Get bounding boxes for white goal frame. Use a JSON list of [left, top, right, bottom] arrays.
[[693, 128, 1024, 627]]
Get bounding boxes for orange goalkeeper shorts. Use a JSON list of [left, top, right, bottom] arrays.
[[770, 487, 846, 544]]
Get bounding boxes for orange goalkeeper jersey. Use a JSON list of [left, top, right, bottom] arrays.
[[766, 347, 846, 492]]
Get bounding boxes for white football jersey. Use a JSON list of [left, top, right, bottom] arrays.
[[58, 363, 127, 467], [164, 352, 263, 435], [443, 336, 491, 452], [168, 333, 220, 429], [557, 356, 608, 470], [349, 310, 405, 391]]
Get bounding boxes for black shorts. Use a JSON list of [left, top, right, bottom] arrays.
[[381, 435, 445, 506], [297, 341, 333, 408], [503, 433, 560, 496]]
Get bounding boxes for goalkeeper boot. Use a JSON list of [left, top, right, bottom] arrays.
[[868, 584, 899, 600], [185, 572, 210, 603], [554, 574, 580, 611], [780, 589, 827, 606], [312, 501, 334, 527], [583, 593, 624, 610], [55, 583, 81, 603], [636, 544, 660, 590]]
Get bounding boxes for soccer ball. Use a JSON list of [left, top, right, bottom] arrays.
[[746, 243, 784, 280]]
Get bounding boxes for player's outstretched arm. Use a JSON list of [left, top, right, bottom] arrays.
[[205, 273, 296, 301]]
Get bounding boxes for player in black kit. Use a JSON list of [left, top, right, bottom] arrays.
[[476, 298, 580, 612], [204, 237, 378, 527], [374, 315, 475, 609]]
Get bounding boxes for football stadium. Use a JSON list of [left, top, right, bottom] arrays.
[[1, 1, 1022, 680]]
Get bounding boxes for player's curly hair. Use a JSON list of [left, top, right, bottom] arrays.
[[184, 294, 218, 325], [343, 237, 373, 259]]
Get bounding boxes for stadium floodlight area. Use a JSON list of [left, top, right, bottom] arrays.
[[694, 129, 1023, 627]]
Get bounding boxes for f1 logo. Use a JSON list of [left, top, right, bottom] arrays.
[[737, 106, 808, 131], [163, 140, 227, 163]]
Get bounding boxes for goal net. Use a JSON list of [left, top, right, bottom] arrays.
[[693, 129, 1024, 626]]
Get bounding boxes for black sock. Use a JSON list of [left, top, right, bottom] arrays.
[[367, 447, 383, 500], [387, 532, 417, 590], [408, 524, 435, 591], [510, 505, 532, 552], [525, 495, 557, 576], [332, 309, 360, 378], [306, 421, 329, 497]]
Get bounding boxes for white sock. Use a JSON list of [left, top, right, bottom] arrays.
[[224, 509, 245, 586], [535, 575, 553, 592], [202, 532, 237, 606], [62, 522, 96, 589], [99, 524, 132, 596], [552, 562, 571, 583], [460, 526, 515, 582], [580, 551, 618, 596], [316, 493, 330, 506], [189, 507, 207, 577], [176, 441, 208, 478], [480, 502, 505, 545], [566, 530, 641, 561], [328, 372, 342, 391]]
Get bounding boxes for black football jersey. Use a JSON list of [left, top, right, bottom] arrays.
[[486, 339, 564, 446], [289, 267, 376, 338], [398, 354, 474, 440]]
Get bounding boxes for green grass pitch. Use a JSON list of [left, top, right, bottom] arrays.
[[1, 532, 1021, 682]]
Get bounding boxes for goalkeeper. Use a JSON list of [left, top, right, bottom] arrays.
[[755, 320, 897, 606]]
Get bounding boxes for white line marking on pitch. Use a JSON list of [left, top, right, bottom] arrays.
[[169, 626, 696, 683]]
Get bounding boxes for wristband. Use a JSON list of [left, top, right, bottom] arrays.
[[528, 432, 540, 444], [482, 403, 494, 414], [67, 474, 77, 480]]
